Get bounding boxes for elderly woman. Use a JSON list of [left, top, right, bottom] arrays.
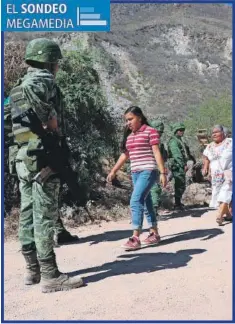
[[202, 125, 232, 225]]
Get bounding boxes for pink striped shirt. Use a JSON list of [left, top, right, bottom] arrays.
[[125, 124, 160, 172]]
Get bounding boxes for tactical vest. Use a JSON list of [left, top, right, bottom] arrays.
[[10, 77, 65, 142], [10, 80, 32, 137]]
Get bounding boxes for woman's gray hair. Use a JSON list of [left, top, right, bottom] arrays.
[[223, 127, 229, 137], [212, 124, 224, 133]]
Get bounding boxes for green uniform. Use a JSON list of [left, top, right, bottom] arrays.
[[8, 38, 83, 292], [150, 143, 168, 209], [10, 67, 61, 260], [5, 91, 72, 241], [168, 123, 188, 206], [149, 121, 168, 211]]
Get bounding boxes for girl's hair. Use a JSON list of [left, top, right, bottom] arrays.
[[121, 106, 149, 152]]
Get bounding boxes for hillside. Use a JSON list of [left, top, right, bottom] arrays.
[[5, 3, 232, 121]]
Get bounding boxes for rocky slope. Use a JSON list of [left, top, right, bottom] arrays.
[[5, 4, 232, 121]]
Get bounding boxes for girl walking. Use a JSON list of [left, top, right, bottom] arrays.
[[107, 106, 167, 250]]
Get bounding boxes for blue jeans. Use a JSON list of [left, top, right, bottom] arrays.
[[130, 170, 157, 230]]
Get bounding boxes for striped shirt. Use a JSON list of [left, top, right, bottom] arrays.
[[125, 124, 160, 172]]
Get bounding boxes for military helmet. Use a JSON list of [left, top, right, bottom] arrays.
[[150, 120, 164, 133], [172, 122, 185, 134], [25, 38, 62, 64]]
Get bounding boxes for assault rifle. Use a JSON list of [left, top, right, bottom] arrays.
[[13, 108, 86, 206]]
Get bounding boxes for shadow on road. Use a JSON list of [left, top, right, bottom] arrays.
[[69, 228, 224, 283], [159, 227, 224, 245], [77, 227, 224, 246], [159, 206, 213, 221], [70, 248, 206, 284]]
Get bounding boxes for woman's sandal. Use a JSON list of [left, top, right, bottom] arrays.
[[223, 215, 233, 222], [216, 217, 224, 226]]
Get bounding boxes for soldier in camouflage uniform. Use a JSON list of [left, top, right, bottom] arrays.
[[8, 38, 83, 293], [149, 121, 168, 213], [167, 122, 195, 210], [4, 98, 78, 246]]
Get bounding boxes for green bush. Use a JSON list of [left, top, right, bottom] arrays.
[[4, 41, 27, 96], [184, 94, 232, 133], [184, 93, 232, 156], [56, 45, 119, 205]]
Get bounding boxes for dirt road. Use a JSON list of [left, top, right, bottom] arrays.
[[4, 209, 232, 321]]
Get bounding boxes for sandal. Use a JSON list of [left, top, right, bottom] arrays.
[[223, 215, 233, 222], [161, 210, 172, 215], [216, 217, 224, 226]]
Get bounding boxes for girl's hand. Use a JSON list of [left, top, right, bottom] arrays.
[[106, 171, 116, 183], [160, 173, 167, 188], [201, 168, 208, 176]]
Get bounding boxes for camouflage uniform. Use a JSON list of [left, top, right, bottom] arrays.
[[149, 121, 168, 212], [167, 123, 191, 208], [8, 38, 83, 293], [4, 94, 76, 243]]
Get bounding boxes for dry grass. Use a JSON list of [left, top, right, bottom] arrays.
[[4, 41, 27, 96]]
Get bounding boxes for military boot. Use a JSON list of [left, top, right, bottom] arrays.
[[22, 250, 41, 285], [173, 203, 185, 211], [39, 256, 84, 293], [54, 230, 79, 247]]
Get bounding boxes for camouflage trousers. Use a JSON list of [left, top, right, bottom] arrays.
[[172, 168, 186, 205], [15, 149, 63, 259], [150, 183, 162, 210]]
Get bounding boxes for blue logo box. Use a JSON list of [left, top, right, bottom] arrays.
[[1, 0, 110, 32]]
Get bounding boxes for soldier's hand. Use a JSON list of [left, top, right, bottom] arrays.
[[160, 173, 167, 188], [184, 165, 188, 172], [46, 116, 58, 132]]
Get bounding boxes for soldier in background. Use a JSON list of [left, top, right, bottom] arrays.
[[149, 120, 168, 214], [168, 123, 195, 210]]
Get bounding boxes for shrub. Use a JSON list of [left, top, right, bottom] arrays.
[[54, 44, 119, 205], [184, 93, 232, 134], [4, 41, 27, 96], [184, 93, 232, 156]]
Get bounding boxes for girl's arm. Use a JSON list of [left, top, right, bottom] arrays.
[[107, 153, 129, 182]]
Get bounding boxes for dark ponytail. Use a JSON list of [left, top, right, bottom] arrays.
[[121, 106, 149, 152]]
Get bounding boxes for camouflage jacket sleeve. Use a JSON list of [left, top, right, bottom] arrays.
[[168, 137, 186, 168], [22, 72, 57, 124]]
